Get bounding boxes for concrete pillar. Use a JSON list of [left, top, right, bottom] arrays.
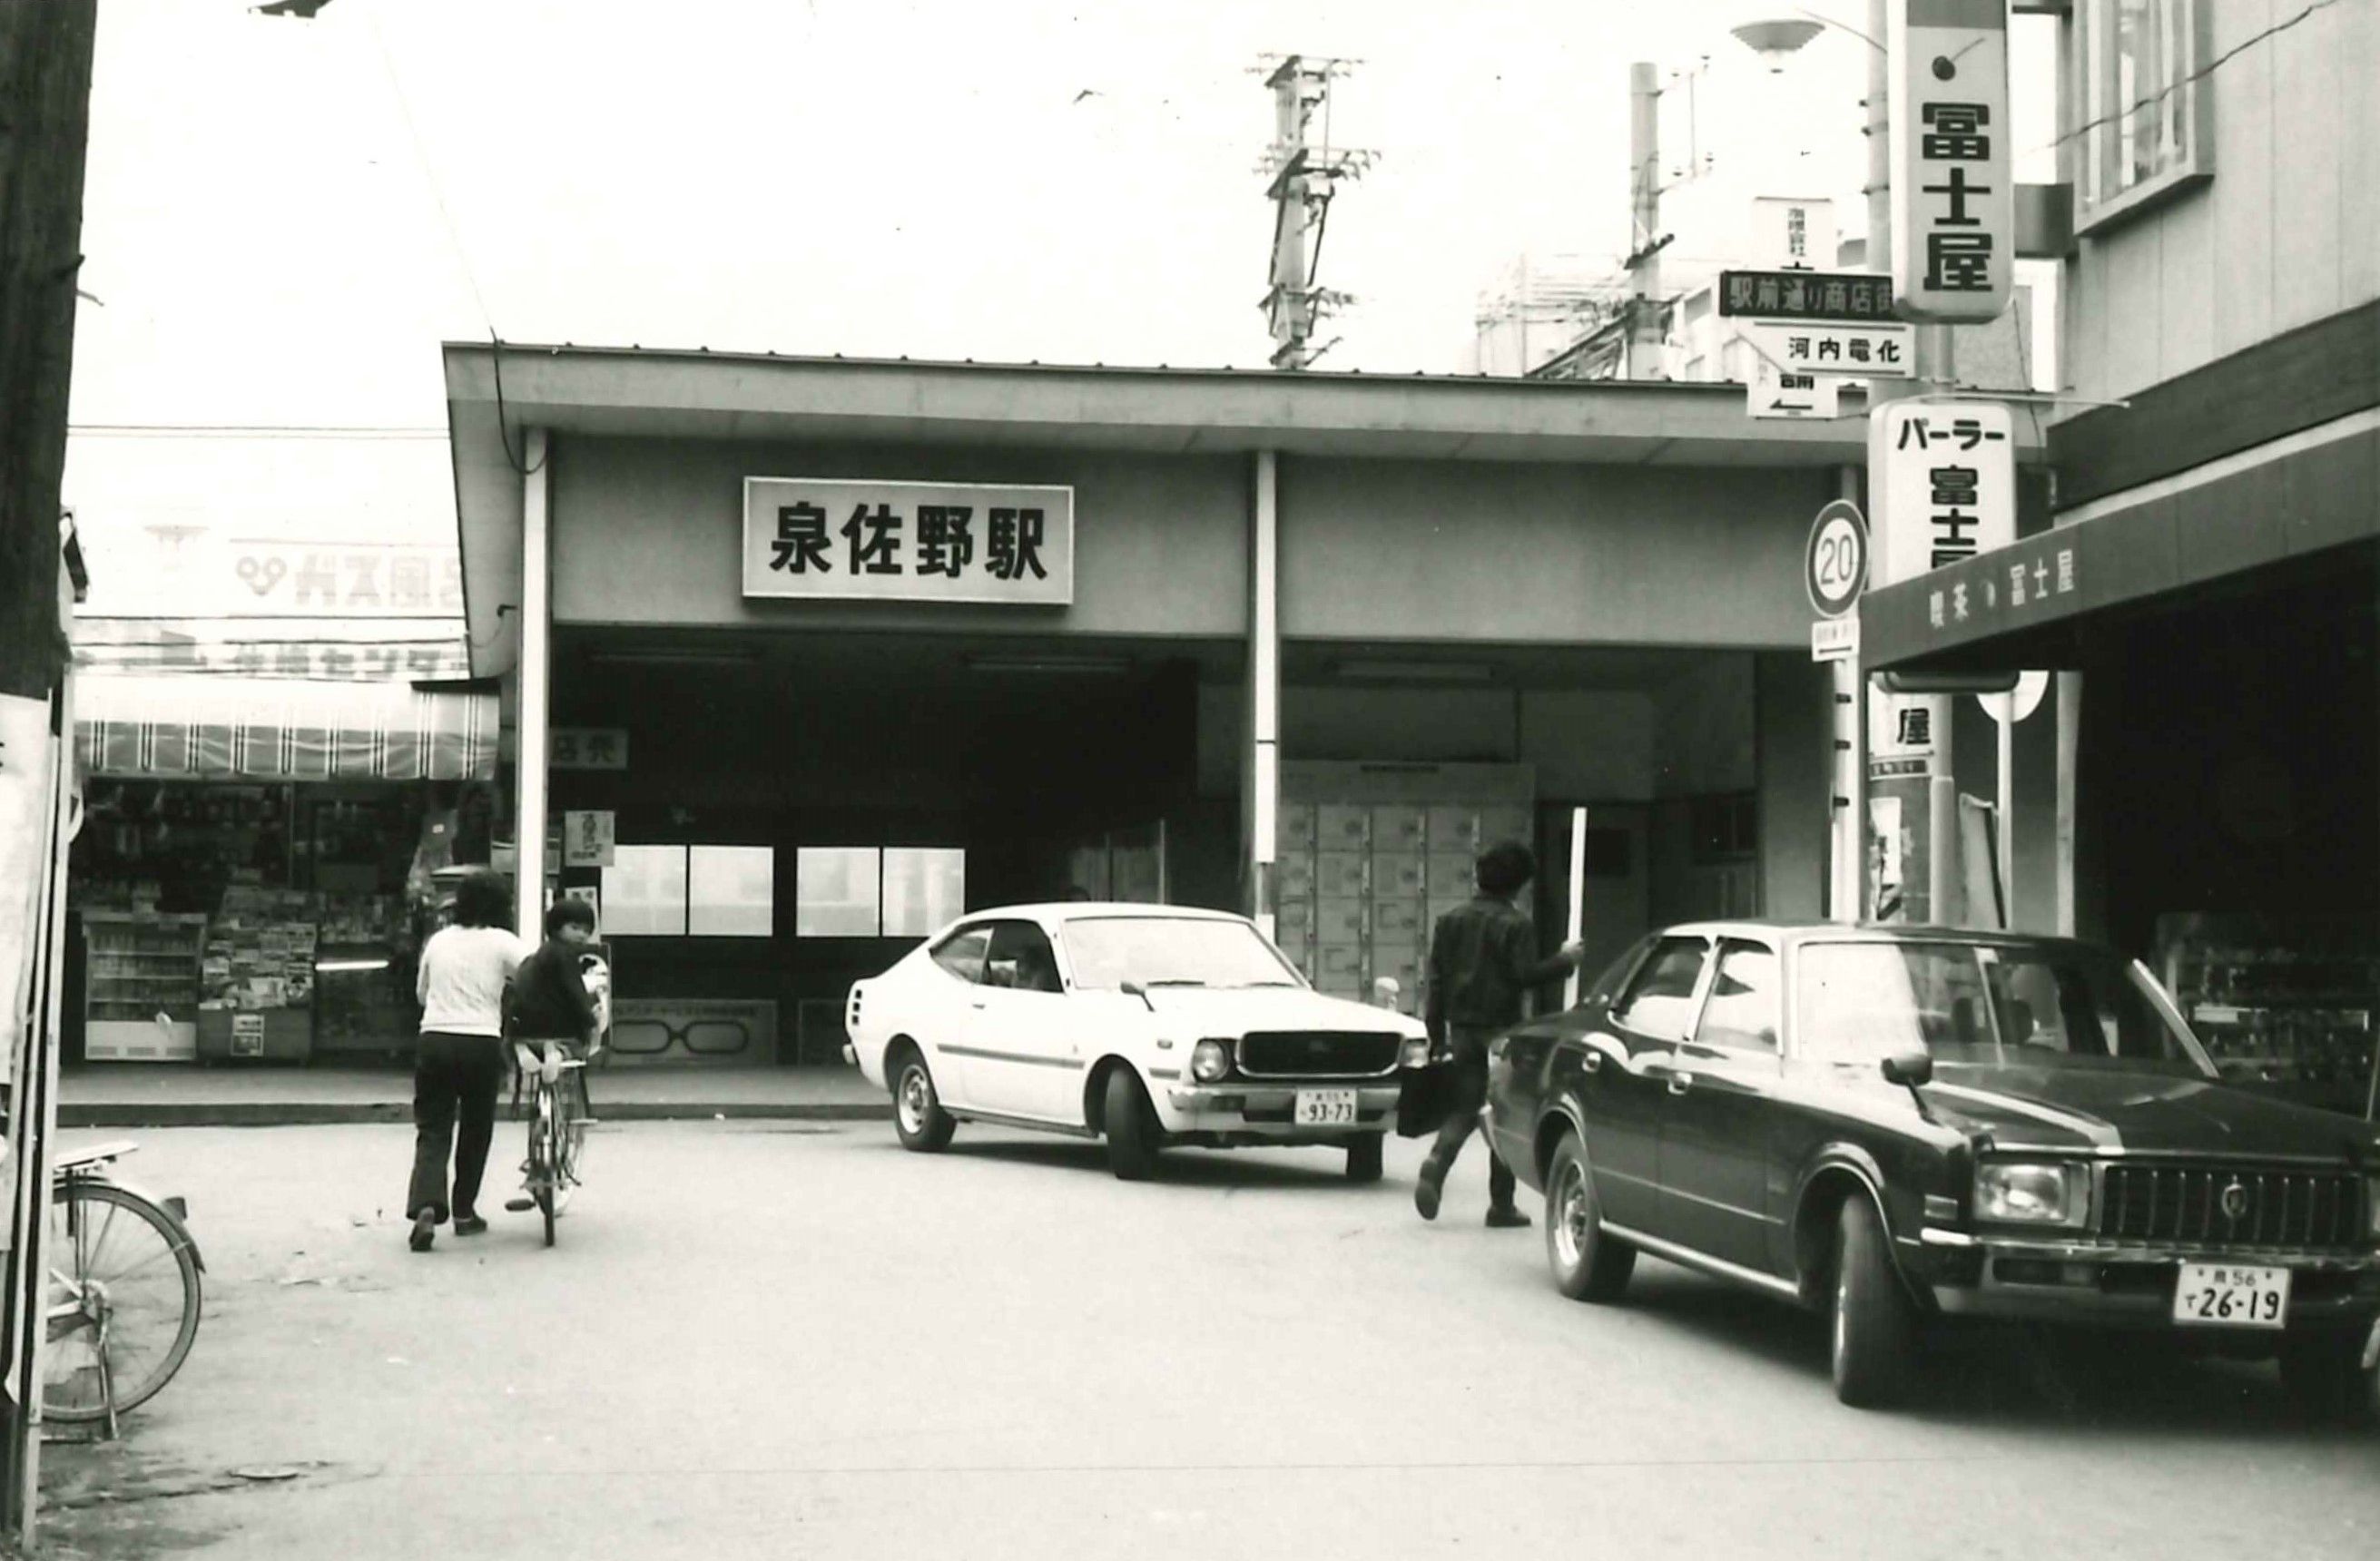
[[1245, 450, 1281, 935], [2056, 669, 2080, 936], [516, 427, 552, 939]]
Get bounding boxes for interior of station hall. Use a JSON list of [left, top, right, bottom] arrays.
[[446, 343, 2045, 1067]]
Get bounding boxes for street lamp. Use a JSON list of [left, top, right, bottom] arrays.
[[1730, 16, 1824, 72]]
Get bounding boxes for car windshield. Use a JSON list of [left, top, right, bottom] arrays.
[[1795, 940, 2212, 1076], [1060, 917, 1301, 991]]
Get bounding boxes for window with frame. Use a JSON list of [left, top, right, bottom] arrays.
[[2073, 0, 2212, 232], [1694, 940, 1780, 1055], [796, 846, 969, 938], [601, 845, 776, 938], [1611, 935, 1709, 1041]]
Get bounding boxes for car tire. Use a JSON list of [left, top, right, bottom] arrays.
[[1103, 1068, 1161, 1182], [890, 1047, 956, 1153], [2277, 1328, 2376, 1426], [1345, 1133, 1385, 1183], [1544, 1134, 1634, 1303], [1830, 1194, 1918, 1409]]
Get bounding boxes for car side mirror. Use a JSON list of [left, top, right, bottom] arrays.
[[1880, 1051, 1933, 1087], [1121, 979, 1155, 1013], [1880, 1050, 1938, 1124]]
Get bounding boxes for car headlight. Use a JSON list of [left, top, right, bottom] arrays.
[[1399, 1036, 1431, 1069], [1190, 1039, 1233, 1084], [1974, 1162, 2090, 1229]]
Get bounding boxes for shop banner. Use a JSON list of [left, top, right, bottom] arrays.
[[72, 620, 469, 682], [743, 478, 1074, 606]]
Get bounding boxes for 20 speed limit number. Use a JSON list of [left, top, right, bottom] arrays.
[[1805, 499, 1869, 619]]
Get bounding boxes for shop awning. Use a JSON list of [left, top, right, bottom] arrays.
[[1862, 412, 2379, 674], [74, 675, 497, 782]]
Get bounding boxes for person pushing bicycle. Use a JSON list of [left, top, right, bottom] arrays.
[[503, 899, 604, 1212]]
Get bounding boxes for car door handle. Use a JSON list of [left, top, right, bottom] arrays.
[[1582, 1050, 1603, 1074], [969, 999, 988, 1010], [1667, 1071, 1694, 1095]]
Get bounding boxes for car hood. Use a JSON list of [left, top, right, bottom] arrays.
[[1923, 1065, 2378, 1163], [1130, 986, 1419, 1036]]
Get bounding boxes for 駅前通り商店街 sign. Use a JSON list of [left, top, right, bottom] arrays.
[[743, 479, 1074, 606]]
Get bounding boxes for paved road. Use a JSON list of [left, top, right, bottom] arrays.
[[33, 1121, 2380, 1560]]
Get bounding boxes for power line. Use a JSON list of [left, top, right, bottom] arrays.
[[2026, 0, 2349, 160], [361, 6, 543, 476]]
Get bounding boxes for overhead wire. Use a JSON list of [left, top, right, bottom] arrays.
[[362, 5, 543, 476], [2023, 0, 2347, 161]]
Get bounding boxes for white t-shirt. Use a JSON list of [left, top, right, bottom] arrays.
[[416, 925, 527, 1038]]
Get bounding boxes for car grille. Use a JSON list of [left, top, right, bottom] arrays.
[[2098, 1164, 2367, 1251], [1234, 1031, 1401, 1078]]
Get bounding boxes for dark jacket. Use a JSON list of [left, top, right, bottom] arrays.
[[507, 939, 598, 1044], [1424, 893, 1569, 1043]]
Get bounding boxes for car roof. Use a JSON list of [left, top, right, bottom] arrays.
[[943, 901, 1253, 929], [1657, 919, 2110, 955]]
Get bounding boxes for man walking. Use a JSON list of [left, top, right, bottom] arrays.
[[1414, 839, 1583, 1228]]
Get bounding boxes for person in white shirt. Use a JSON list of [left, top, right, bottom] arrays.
[[407, 870, 526, 1251]]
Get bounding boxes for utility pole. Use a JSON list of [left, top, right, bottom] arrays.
[[0, 0, 97, 1542], [1256, 54, 1375, 370], [1859, 0, 1960, 927]]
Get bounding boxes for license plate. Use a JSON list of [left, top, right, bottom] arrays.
[[1293, 1089, 1358, 1127], [2172, 1262, 2291, 1329]]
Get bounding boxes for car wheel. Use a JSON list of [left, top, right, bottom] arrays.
[[1345, 1133, 1384, 1183], [1544, 1134, 1634, 1303], [1830, 1194, 1918, 1409], [2277, 1328, 2376, 1426], [890, 1048, 956, 1153], [1102, 1068, 1160, 1181]]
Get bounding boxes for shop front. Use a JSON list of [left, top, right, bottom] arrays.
[[66, 674, 498, 1065], [1861, 386, 2380, 1121], [446, 348, 1959, 1066]]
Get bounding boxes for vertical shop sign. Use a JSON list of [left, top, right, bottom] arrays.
[[743, 479, 1075, 606], [1887, 0, 2013, 323], [564, 810, 616, 869]]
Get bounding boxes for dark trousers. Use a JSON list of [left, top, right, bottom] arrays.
[[408, 1031, 508, 1223], [1428, 1026, 1518, 1212]]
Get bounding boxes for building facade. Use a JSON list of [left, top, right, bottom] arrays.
[[444, 349, 2046, 1067], [1863, 0, 2380, 1119]]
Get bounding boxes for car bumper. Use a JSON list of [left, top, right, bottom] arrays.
[[1912, 1232, 2380, 1329], [1158, 1080, 1401, 1141]]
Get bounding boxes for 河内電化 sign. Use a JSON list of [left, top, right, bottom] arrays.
[[1742, 319, 1915, 378], [1887, 0, 2013, 323], [1868, 403, 2015, 588], [743, 478, 1075, 605]]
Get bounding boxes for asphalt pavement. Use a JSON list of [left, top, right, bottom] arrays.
[[28, 1120, 2380, 1561]]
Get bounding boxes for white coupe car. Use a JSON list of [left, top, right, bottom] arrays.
[[845, 902, 1429, 1181]]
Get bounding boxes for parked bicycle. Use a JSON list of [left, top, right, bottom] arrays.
[[44, 1141, 204, 1438]]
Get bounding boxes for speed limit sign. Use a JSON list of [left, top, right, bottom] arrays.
[[1805, 499, 1869, 619]]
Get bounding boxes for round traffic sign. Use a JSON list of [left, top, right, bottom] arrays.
[[1805, 499, 1868, 619]]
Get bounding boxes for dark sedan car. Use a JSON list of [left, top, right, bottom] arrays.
[[1484, 922, 2380, 1413]]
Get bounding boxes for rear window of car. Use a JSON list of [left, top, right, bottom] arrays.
[[929, 927, 991, 984]]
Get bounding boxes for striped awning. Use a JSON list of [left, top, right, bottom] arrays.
[[75, 675, 497, 782]]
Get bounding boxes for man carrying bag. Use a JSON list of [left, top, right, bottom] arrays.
[[1409, 840, 1583, 1228]]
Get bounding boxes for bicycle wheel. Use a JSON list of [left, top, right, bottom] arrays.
[[552, 1069, 589, 1214], [532, 1095, 557, 1248], [44, 1182, 202, 1425]]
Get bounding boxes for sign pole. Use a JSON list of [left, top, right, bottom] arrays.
[[1562, 807, 1588, 1009]]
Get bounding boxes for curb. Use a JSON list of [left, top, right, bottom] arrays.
[[60, 1103, 894, 1129]]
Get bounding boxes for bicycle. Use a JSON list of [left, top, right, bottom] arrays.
[[42, 1141, 205, 1438], [506, 1045, 591, 1248]]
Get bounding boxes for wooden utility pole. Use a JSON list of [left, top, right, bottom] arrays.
[[0, 0, 95, 702], [0, 1, 96, 1543]]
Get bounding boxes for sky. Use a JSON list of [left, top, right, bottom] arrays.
[[60, 0, 2058, 566]]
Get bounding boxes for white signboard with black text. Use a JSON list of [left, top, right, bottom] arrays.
[[743, 478, 1075, 605], [1888, 0, 2014, 323], [1749, 360, 1841, 420], [1743, 319, 1915, 379], [1869, 402, 2016, 587]]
